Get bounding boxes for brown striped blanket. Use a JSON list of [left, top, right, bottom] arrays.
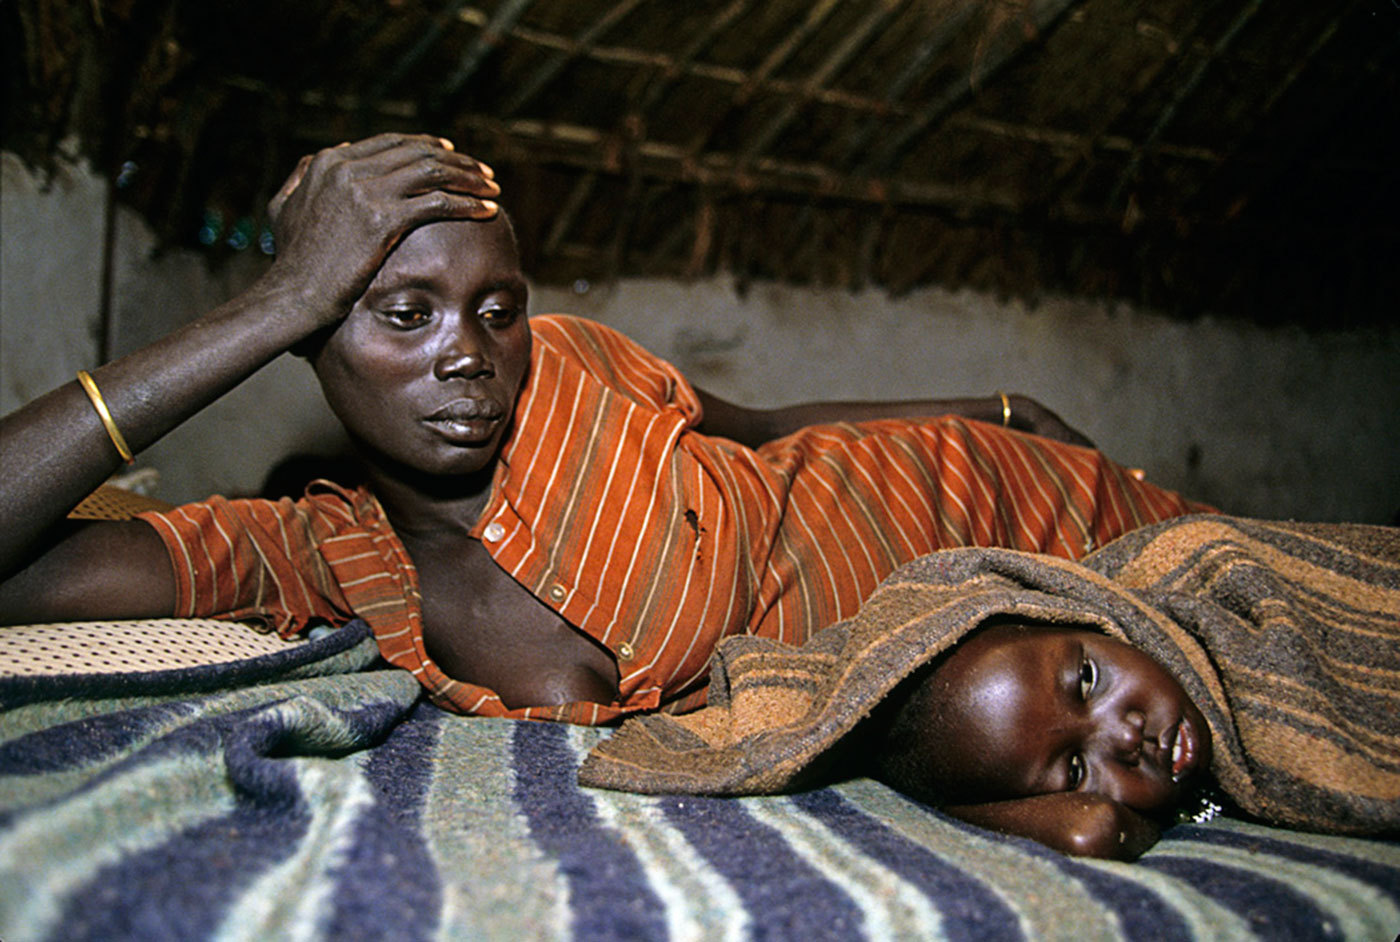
[[580, 515, 1400, 837]]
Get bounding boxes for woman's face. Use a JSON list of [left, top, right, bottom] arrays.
[[919, 624, 1212, 817], [312, 215, 531, 480]]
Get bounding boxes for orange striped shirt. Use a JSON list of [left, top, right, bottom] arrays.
[[140, 314, 1209, 723]]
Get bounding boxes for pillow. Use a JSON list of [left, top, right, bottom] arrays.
[[67, 483, 174, 520], [0, 617, 299, 678], [1, 486, 302, 681]]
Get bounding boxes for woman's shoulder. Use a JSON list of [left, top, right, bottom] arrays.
[[529, 313, 633, 351], [526, 314, 701, 421]]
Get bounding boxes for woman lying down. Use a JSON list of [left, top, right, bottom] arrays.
[[578, 514, 1400, 860]]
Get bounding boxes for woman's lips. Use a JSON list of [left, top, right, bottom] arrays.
[[424, 399, 504, 443]]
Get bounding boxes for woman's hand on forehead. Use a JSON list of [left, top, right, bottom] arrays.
[[264, 133, 503, 331]]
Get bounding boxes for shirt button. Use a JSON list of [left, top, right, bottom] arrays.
[[617, 642, 635, 660], [548, 583, 568, 603], [483, 521, 505, 542]]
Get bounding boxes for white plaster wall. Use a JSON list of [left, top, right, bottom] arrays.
[[2, 152, 343, 502], [4, 153, 1397, 523], [103, 201, 346, 502], [1, 151, 106, 408]]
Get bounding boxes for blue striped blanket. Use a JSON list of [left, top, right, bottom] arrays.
[[2, 620, 1397, 940]]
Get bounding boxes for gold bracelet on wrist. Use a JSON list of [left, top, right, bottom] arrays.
[[76, 370, 136, 465], [997, 391, 1012, 427]]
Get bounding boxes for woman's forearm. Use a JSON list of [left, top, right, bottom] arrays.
[[695, 387, 1091, 449], [0, 274, 323, 576]]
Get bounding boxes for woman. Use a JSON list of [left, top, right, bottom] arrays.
[[0, 134, 1207, 723]]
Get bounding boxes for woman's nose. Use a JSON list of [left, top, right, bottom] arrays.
[[433, 328, 494, 380]]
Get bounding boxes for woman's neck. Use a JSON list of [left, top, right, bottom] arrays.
[[363, 457, 498, 538]]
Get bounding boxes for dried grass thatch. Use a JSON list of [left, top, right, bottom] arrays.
[[6, 0, 1396, 325]]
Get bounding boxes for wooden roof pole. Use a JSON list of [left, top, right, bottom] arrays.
[[739, 0, 908, 163], [277, 100, 1030, 216], [831, 0, 981, 169], [1106, 0, 1264, 210], [606, 159, 647, 276], [501, 0, 650, 116], [505, 0, 650, 257], [683, 0, 843, 154], [1190, 5, 1352, 214], [770, 0, 1080, 281], [434, 10, 924, 119], [668, 0, 861, 275], [861, 0, 1084, 178], [1036, 6, 1215, 214], [629, 0, 756, 113], [434, 0, 539, 110], [777, 0, 977, 286], [1194, 9, 1393, 231], [367, 0, 478, 105], [543, 172, 601, 256]]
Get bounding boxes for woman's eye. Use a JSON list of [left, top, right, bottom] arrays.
[[1078, 656, 1098, 700], [481, 306, 518, 325], [383, 309, 430, 328], [1067, 754, 1085, 789]]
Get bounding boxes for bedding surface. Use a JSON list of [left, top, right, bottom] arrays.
[[2, 618, 1397, 941]]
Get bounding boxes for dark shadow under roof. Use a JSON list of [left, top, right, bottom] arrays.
[[7, 0, 1397, 326]]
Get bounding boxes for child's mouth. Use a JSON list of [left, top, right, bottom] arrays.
[[1169, 718, 1200, 783]]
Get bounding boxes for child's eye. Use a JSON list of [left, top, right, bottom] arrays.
[[1078, 656, 1098, 700], [1067, 754, 1086, 789]]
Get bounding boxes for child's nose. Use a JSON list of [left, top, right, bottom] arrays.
[[1098, 709, 1146, 764]]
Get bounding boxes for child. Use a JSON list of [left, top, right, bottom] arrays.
[[579, 515, 1400, 859], [866, 620, 1214, 860]]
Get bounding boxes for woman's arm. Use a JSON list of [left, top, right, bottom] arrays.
[[694, 388, 1094, 449], [0, 134, 499, 614], [943, 793, 1161, 860]]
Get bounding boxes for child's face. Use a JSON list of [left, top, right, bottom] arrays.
[[923, 624, 1212, 816], [313, 216, 531, 479]]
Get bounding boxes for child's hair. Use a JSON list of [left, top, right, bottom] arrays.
[[862, 656, 964, 807], [863, 615, 1043, 807]]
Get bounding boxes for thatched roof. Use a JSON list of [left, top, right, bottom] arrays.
[[7, 0, 1396, 325]]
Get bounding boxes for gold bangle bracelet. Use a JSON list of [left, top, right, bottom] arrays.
[[76, 370, 136, 465], [997, 391, 1012, 427]]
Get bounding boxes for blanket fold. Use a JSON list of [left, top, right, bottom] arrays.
[[579, 515, 1400, 835]]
